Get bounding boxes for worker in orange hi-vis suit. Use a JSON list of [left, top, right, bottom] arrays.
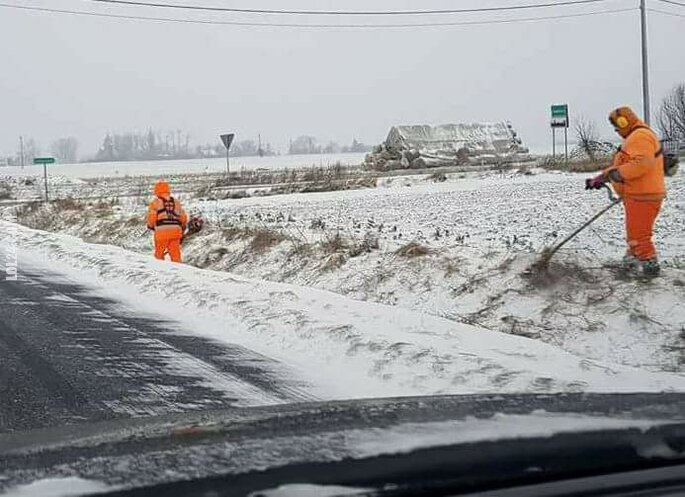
[[147, 180, 188, 263], [585, 106, 666, 277]]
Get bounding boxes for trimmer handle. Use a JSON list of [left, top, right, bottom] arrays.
[[602, 183, 621, 203]]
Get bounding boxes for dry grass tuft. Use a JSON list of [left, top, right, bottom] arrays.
[[249, 229, 285, 253], [54, 197, 84, 211], [539, 156, 610, 173], [321, 233, 348, 254], [221, 227, 252, 241], [395, 241, 430, 258]]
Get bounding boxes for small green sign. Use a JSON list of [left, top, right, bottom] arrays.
[[33, 157, 55, 165], [551, 104, 568, 118], [550, 104, 569, 128]]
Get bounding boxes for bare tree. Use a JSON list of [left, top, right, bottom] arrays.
[[574, 116, 600, 162], [657, 83, 685, 141], [51, 137, 79, 163], [18, 137, 39, 166]]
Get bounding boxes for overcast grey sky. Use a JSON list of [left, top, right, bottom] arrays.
[[1, 0, 683, 159]]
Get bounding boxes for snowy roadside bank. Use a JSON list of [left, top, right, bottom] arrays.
[[2, 221, 685, 397], [10, 171, 685, 374]]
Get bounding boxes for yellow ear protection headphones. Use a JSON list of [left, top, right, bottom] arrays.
[[614, 115, 629, 129], [609, 110, 629, 130]]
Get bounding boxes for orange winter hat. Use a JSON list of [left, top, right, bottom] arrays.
[[608, 106, 641, 136], [153, 180, 170, 197]]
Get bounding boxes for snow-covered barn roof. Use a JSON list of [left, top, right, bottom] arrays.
[[385, 122, 524, 154]]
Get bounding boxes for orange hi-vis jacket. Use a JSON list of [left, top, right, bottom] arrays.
[[603, 122, 666, 201], [147, 195, 187, 241]]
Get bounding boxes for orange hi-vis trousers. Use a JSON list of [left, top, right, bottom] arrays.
[[623, 197, 662, 261], [153, 230, 183, 263]]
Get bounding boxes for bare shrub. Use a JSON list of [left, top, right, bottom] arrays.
[[321, 233, 347, 254], [574, 117, 600, 162]]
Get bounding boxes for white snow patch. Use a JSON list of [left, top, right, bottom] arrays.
[[251, 484, 372, 497], [1, 477, 112, 497], [347, 412, 670, 457]]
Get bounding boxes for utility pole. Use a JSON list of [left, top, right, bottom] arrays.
[[19, 136, 25, 169], [639, 0, 651, 124]]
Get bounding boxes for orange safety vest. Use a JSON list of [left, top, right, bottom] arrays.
[[147, 196, 186, 237]]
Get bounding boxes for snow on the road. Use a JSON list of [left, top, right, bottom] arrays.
[[3, 221, 685, 399]]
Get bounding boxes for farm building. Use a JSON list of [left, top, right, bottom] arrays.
[[365, 121, 530, 171]]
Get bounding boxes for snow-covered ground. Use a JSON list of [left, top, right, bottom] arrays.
[[0, 152, 366, 180], [2, 221, 685, 397], [4, 167, 685, 393]]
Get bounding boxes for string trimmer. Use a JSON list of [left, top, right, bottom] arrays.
[[533, 183, 621, 271]]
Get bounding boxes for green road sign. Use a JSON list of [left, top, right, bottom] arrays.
[[551, 104, 569, 118], [33, 157, 55, 165], [551, 104, 569, 128]]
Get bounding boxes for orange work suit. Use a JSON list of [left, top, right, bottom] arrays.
[[603, 112, 665, 261], [147, 181, 187, 263]]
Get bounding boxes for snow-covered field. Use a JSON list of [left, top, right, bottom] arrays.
[[4, 167, 685, 394], [0, 152, 366, 179]]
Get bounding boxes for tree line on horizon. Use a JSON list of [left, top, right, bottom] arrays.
[[4, 129, 372, 165]]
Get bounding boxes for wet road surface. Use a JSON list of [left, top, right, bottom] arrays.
[[0, 265, 313, 433]]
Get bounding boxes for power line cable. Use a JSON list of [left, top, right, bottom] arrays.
[[653, 0, 685, 7], [0, 3, 637, 28], [80, 0, 613, 16], [648, 7, 685, 16]]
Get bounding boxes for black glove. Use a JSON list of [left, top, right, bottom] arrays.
[[585, 174, 605, 190]]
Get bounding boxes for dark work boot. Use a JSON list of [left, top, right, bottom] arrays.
[[641, 258, 661, 278], [622, 253, 639, 271]]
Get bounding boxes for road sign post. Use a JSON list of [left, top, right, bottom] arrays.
[[550, 105, 569, 164], [220, 133, 235, 176], [33, 157, 55, 202]]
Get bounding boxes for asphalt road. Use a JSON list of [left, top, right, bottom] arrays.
[[0, 264, 313, 434]]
